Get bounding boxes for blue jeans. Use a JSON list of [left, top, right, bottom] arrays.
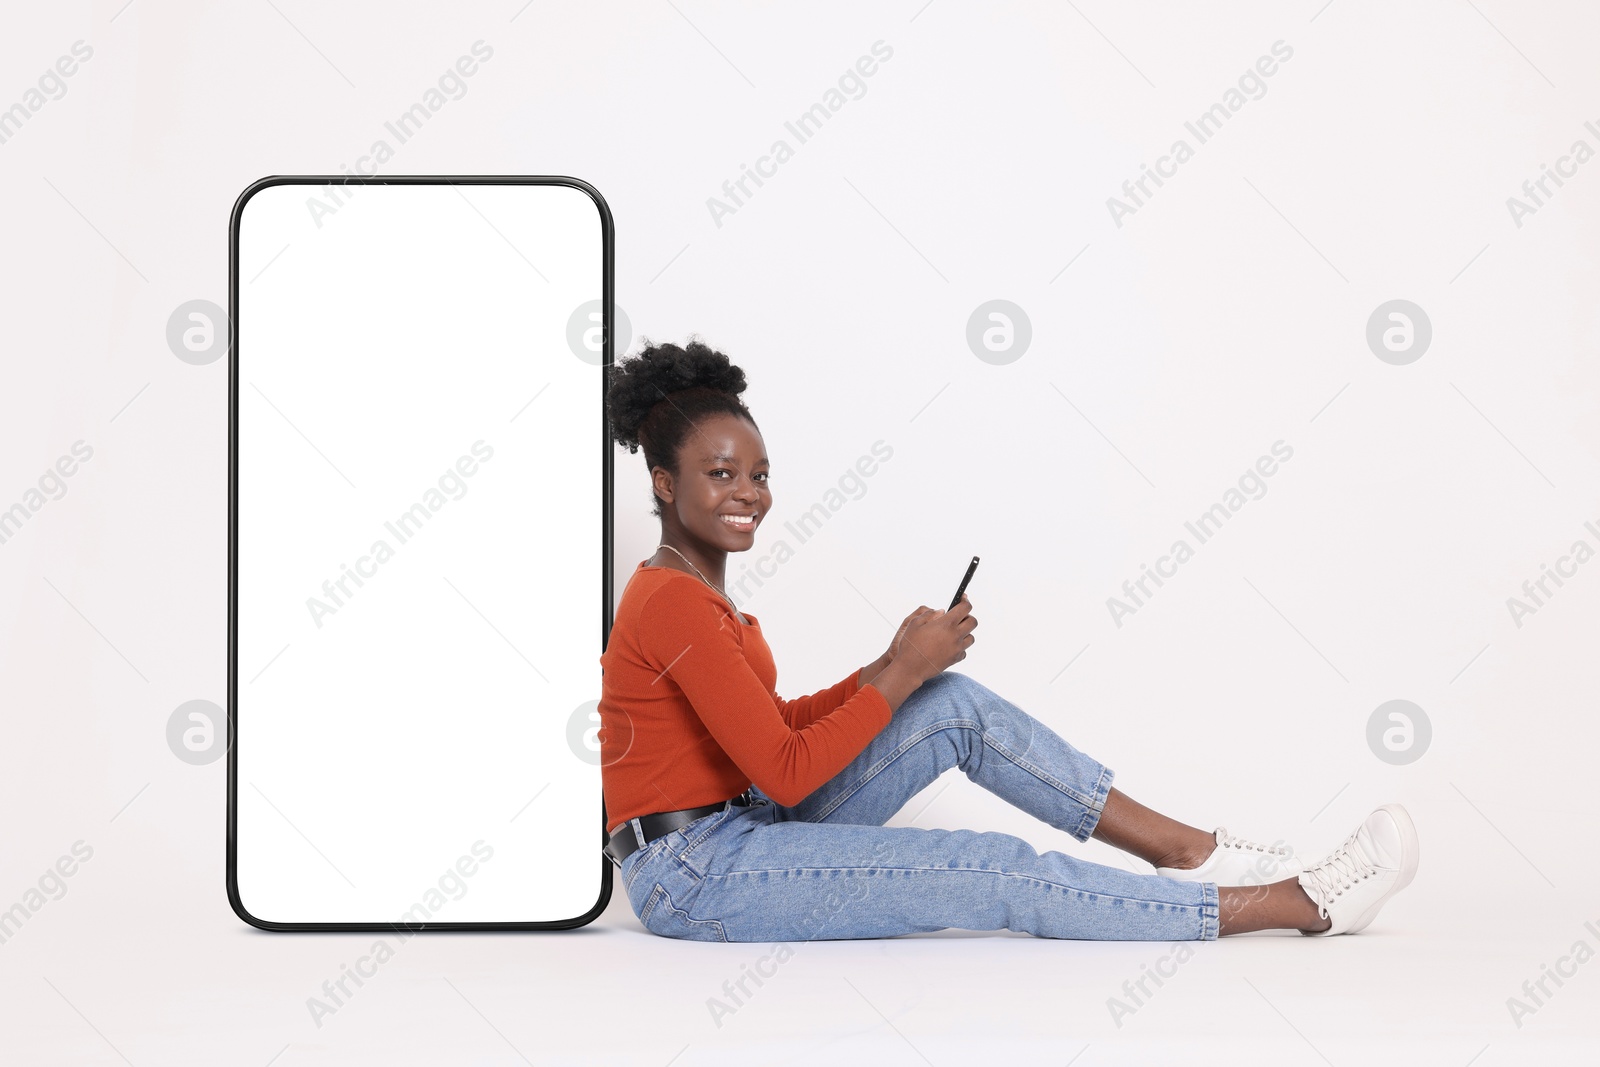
[[617, 672, 1221, 942]]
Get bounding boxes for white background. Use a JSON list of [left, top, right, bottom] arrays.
[[2, 0, 1597, 1063]]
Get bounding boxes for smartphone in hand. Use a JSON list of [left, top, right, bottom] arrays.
[[949, 556, 980, 610]]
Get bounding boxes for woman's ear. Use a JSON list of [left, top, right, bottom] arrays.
[[649, 465, 674, 506]]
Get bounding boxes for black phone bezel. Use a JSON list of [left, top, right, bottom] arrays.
[[226, 175, 616, 932]]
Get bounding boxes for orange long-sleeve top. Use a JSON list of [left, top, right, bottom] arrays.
[[598, 560, 893, 835]]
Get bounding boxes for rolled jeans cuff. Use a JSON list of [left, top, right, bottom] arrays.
[[1198, 879, 1220, 940], [1072, 763, 1115, 842]]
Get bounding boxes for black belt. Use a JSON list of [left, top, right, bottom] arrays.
[[604, 788, 759, 868]]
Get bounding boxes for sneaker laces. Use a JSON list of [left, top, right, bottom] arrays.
[[1298, 829, 1378, 916], [1214, 827, 1291, 857]]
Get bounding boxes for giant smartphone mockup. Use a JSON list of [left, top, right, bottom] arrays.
[[228, 176, 613, 929]]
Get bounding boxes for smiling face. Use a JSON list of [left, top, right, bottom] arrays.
[[652, 413, 770, 557]]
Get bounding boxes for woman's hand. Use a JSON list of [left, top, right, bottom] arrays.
[[886, 606, 936, 664], [893, 595, 977, 684]]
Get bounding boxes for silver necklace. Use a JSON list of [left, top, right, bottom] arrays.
[[653, 543, 744, 619]]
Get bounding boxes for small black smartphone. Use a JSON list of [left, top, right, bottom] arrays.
[[949, 555, 980, 610]]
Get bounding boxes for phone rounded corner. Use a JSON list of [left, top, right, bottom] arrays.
[[230, 175, 294, 234], [226, 871, 284, 932], [550, 176, 613, 239]]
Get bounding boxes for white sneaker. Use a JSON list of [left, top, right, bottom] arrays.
[[1154, 827, 1302, 886], [1297, 803, 1419, 936]]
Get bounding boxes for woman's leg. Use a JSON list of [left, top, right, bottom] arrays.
[[743, 670, 1327, 937], [1092, 788, 1217, 870], [624, 802, 1325, 941], [629, 801, 1222, 943], [623, 671, 1205, 942], [1221, 878, 1329, 934], [775, 671, 1115, 837], [778, 671, 1215, 868]]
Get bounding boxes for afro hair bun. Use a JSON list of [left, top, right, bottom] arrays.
[[604, 335, 749, 454]]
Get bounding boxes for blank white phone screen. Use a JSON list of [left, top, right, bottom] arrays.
[[232, 179, 606, 926]]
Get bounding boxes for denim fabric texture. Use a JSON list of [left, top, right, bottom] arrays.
[[618, 671, 1221, 942]]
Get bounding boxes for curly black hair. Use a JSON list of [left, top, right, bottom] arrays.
[[605, 335, 760, 518]]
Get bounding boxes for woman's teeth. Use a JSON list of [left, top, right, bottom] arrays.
[[720, 515, 756, 529]]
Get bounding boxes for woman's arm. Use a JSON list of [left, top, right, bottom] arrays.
[[857, 652, 893, 688], [777, 650, 893, 731], [776, 625, 903, 730], [641, 584, 893, 807]]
